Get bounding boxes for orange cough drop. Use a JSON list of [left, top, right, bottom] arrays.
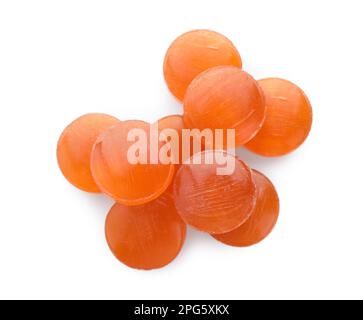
[[156, 114, 185, 164], [164, 30, 242, 101], [105, 191, 186, 270], [156, 114, 204, 164], [91, 120, 174, 206], [245, 78, 313, 156], [213, 169, 279, 247], [57, 113, 120, 193], [183, 67, 266, 147], [173, 150, 256, 234]]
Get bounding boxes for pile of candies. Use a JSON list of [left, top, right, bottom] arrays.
[[57, 30, 313, 270]]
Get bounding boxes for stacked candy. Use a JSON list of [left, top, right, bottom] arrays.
[[57, 30, 313, 270]]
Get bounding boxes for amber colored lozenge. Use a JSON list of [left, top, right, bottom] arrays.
[[213, 169, 279, 246], [245, 78, 313, 157], [157, 114, 185, 134], [156, 114, 185, 164], [57, 113, 120, 193], [164, 30, 242, 101], [183, 66, 266, 148], [90, 120, 175, 206], [105, 191, 187, 270], [173, 150, 256, 234], [156, 114, 204, 164]]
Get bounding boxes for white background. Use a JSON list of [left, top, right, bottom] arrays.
[[0, 0, 362, 300]]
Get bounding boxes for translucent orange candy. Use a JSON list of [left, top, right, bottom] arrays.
[[156, 114, 185, 164], [183, 66, 266, 147], [105, 190, 186, 270], [156, 114, 205, 164], [157, 114, 184, 134], [164, 30, 242, 101], [57, 113, 120, 192], [173, 150, 256, 234], [213, 169, 279, 247], [245, 78, 313, 156], [91, 120, 174, 206]]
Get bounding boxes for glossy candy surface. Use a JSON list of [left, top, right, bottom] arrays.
[[57, 113, 120, 193], [164, 30, 242, 101], [156, 114, 205, 164], [156, 115, 185, 164], [213, 169, 279, 247], [173, 150, 256, 234], [183, 66, 266, 147], [105, 191, 186, 270], [157, 114, 184, 134], [245, 78, 313, 156], [91, 120, 175, 206]]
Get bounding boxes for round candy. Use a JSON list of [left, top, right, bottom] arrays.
[[245, 78, 313, 157], [164, 29, 242, 101], [105, 191, 187, 270], [213, 169, 279, 247], [156, 114, 204, 164], [173, 150, 256, 234], [57, 113, 120, 193], [91, 120, 175, 206], [157, 114, 184, 133], [183, 66, 266, 148], [156, 114, 185, 164]]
